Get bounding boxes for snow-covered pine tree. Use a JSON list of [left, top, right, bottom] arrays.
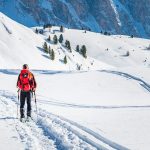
[[43, 25, 46, 29], [43, 42, 48, 53], [60, 25, 64, 32], [53, 35, 58, 44], [65, 40, 68, 48], [126, 51, 130, 56], [104, 31, 108, 35], [76, 64, 81, 70], [81, 45, 87, 58], [68, 41, 71, 52], [76, 45, 80, 52], [35, 28, 38, 34], [59, 34, 63, 43], [65, 40, 71, 52], [64, 56, 67, 64], [50, 49, 55, 60], [48, 46, 51, 54], [47, 35, 51, 41], [131, 35, 134, 38]]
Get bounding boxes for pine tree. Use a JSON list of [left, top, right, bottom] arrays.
[[81, 45, 87, 58], [131, 35, 134, 38], [43, 25, 46, 29], [47, 35, 51, 41], [64, 56, 67, 64], [65, 40, 68, 48], [48, 25, 52, 32], [43, 42, 48, 53], [104, 31, 108, 35], [65, 40, 71, 52], [67, 41, 71, 52], [35, 28, 38, 34], [126, 51, 130, 56], [76, 64, 81, 70], [76, 45, 80, 52], [60, 25, 64, 32], [50, 49, 55, 60], [59, 34, 63, 43], [53, 35, 58, 44], [48, 46, 51, 54]]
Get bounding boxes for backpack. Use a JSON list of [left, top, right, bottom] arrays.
[[19, 70, 33, 91]]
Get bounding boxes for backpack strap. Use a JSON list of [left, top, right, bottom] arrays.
[[17, 74, 21, 89]]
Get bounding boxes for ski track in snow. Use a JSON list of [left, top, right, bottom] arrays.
[[0, 90, 131, 150], [37, 97, 150, 109], [100, 70, 150, 92], [0, 91, 56, 150], [1, 68, 150, 94]]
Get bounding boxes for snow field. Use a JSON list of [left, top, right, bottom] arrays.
[[1, 69, 150, 149]]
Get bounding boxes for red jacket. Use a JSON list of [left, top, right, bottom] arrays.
[[17, 69, 37, 91]]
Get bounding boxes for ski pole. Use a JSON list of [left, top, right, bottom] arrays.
[[17, 89, 20, 119], [34, 91, 38, 120]]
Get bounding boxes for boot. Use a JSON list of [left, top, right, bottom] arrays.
[[20, 108, 25, 119]]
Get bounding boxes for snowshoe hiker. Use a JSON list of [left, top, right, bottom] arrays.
[[17, 64, 37, 122]]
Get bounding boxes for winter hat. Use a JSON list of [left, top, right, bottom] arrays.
[[23, 64, 29, 69]]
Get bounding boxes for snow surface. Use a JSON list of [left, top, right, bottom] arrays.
[[0, 12, 150, 150]]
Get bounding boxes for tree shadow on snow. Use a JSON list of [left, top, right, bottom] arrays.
[[0, 69, 19, 75], [42, 54, 50, 59], [0, 116, 18, 120], [37, 46, 44, 53]]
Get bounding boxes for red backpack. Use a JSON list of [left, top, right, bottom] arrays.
[[18, 69, 34, 91]]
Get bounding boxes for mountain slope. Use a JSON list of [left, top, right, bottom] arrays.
[[1, 11, 150, 70], [0, 0, 150, 38], [0, 12, 108, 70]]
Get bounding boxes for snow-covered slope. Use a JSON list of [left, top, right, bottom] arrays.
[[50, 27, 150, 68], [1, 11, 150, 70], [0, 12, 150, 150], [36, 26, 150, 69], [0, 12, 51, 69], [0, 12, 109, 70]]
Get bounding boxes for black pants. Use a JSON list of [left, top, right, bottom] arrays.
[[20, 91, 32, 118]]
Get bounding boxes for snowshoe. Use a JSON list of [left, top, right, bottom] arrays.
[[26, 116, 32, 122], [20, 117, 25, 123]]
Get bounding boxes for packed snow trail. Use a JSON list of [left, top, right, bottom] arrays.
[[41, 111, 129, 150], [0, 90, 98, 150], [0, 91, 56, 150], [0, 90, 131, 150]]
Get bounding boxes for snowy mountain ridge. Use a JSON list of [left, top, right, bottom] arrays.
[[0, 0, 150, 38]]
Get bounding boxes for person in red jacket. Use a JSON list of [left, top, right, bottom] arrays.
[[17, 64, 37, 121]]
